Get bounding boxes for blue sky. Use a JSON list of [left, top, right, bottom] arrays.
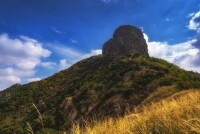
[[0, 0, 200, 90]]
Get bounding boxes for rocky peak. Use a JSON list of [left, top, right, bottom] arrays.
[[102, 25, 149, 58]]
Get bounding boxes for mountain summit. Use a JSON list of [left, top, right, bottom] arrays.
[[103, 25, 149, 58]]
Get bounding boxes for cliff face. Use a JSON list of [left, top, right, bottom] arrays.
[[103, 25, 149, 58]]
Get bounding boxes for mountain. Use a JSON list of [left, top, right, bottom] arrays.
[[0, 25, 200, 133], [1, 55, 200, 133]]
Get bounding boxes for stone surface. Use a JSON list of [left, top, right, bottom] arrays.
[[102, 25, 149, 58]]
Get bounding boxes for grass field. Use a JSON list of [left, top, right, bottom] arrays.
[[71, 90, 200, 134]]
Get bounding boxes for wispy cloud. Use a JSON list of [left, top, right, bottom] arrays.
[[188, 11, 200, 32], [58, 48, 102, 70], [53, 45, 82, 60], [51, 27, 63, 34], [81, 49, 102, 60], [187, 12, 195, 18], [101, 0, 110, 3], [165, 18, 171, 22], [101, 0, 119, 4], [57, 49, 102, 70], [27, 77, 41, 82], [51, 44, 101, 70], [70, 39, 79, 43]]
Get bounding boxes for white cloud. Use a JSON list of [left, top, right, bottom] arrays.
[[27, 78, 42, 83], [70, 39, 79, 43], [40, 62, 57, 69], [0, 34, 101, 89], [59, 59, 72, 70], [0, 33, 51, 90], [0, 68, 21, 90], [0, 34, 51, 70], [81, 49, 102, 60], [188, 11, 200, 31], [144, 33, 200, 73]]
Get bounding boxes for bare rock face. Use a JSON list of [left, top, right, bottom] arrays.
[[60, 97, 78, 122], [103, 25, 149, 58]]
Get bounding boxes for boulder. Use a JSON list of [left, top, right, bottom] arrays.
[[102, 25, 149, 58]]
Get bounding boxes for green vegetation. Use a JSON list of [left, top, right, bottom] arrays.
[[0, 55, 200, 133]]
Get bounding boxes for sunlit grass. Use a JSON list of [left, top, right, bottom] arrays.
[[71, 90, 200, 134]]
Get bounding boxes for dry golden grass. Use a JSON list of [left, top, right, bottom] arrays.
[[71, 90, 200, 134]]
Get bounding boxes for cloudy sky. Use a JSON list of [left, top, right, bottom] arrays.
[[0, 0, 200, 90]]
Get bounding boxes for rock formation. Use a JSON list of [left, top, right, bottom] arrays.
[[102, 25, 149, 58]]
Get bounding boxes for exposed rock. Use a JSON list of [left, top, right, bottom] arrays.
[[103, 25, 149, 58], [91, 95, 134, 118], [60, 97, 78, 122]]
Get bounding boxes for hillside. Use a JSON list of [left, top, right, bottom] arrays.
[[72, 90, 200, 134], [0, 55, 200, 133]]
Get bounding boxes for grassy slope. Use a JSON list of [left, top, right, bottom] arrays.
[[72, 90, 200, 134], [0, 55, 200, 133]]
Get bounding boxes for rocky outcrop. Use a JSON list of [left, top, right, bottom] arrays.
[[60, 97, 78, 122], [103, 25, 149, 58]]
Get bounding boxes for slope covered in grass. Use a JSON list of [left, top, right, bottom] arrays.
[[72, 90, 200, 134]]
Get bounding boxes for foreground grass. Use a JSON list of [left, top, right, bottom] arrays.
[[71, 90, 200, 134]]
